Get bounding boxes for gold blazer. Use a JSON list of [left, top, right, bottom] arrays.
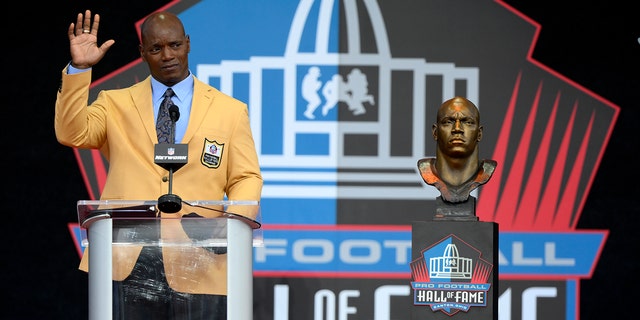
[[55, 66, 263, 295]]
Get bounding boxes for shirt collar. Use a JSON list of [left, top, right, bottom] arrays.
[[151, 72, 194, 105]]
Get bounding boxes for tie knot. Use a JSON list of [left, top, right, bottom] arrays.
[[163, 88, 175, 99]]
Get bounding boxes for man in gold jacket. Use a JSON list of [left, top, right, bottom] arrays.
[[55, 9, 262, 319]]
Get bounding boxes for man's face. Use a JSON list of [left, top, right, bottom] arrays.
[[140, 24, 190, 87], [433, 101, 482, 158]]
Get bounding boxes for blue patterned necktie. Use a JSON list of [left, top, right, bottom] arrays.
[[156, 88, 175, 144]]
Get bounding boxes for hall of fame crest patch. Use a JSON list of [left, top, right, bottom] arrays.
[[201, 138, 224, 169], [410, 234, 494, 316]]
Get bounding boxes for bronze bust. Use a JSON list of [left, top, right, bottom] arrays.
[[417, 96, 497, 220]]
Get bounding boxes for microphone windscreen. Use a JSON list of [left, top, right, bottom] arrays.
[[169, 104, 180, 122]]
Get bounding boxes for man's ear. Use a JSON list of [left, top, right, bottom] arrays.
[[138, 44, 146, 61], [432, 124, 438, 140], [477, 125, 483, 141]]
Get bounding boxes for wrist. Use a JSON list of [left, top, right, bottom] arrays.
[[68, 61, 92, 75], [69, 61, 92, 70]]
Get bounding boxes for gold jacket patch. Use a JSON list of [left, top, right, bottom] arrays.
[[201, 138, 224, 169]]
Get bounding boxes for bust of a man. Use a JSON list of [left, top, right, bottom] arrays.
[[417, 97, 496, 218]]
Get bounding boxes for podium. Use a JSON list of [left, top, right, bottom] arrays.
[[77, 200, 262, 320]]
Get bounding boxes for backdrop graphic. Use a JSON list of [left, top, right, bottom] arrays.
[[58, 0, 626, 319]]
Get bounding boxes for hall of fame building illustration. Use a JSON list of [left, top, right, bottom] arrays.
[[430, 244, 473, 280], [195, 0, 479, 201]]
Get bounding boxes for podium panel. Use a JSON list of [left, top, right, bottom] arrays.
[[411, 221, 498, 320], [77, 200, 262, 320]]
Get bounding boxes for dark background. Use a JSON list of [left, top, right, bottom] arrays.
[[3, 0, 638, 319]]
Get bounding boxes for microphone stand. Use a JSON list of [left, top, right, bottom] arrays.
[[158, 167, 182, 213], [156, 105, 185, 213]]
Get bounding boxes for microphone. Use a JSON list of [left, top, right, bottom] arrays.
[[155, 104, 187, 213], [169, 104, 180, 147], [169, 104, 180, 122]]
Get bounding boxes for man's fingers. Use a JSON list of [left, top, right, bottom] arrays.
[[99, 39, 116, 54], [83, 10, 92, 31], [75, 13, 83, 34], [90, 14, 101, 34]]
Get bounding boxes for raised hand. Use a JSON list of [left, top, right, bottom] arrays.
[[67, 10, 115, 69]]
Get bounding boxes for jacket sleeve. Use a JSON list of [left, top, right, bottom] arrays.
[[54, 66, 108, 149]]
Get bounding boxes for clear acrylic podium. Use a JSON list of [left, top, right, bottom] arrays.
[[77, 200, 263, 320]]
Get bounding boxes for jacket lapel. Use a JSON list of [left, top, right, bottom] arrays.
[[130, 77, 158, 144], [183, 77, 216, 143]]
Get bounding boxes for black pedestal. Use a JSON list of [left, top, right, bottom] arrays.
[[410, 221, 498, 319], [433, 196, 478, 221]]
